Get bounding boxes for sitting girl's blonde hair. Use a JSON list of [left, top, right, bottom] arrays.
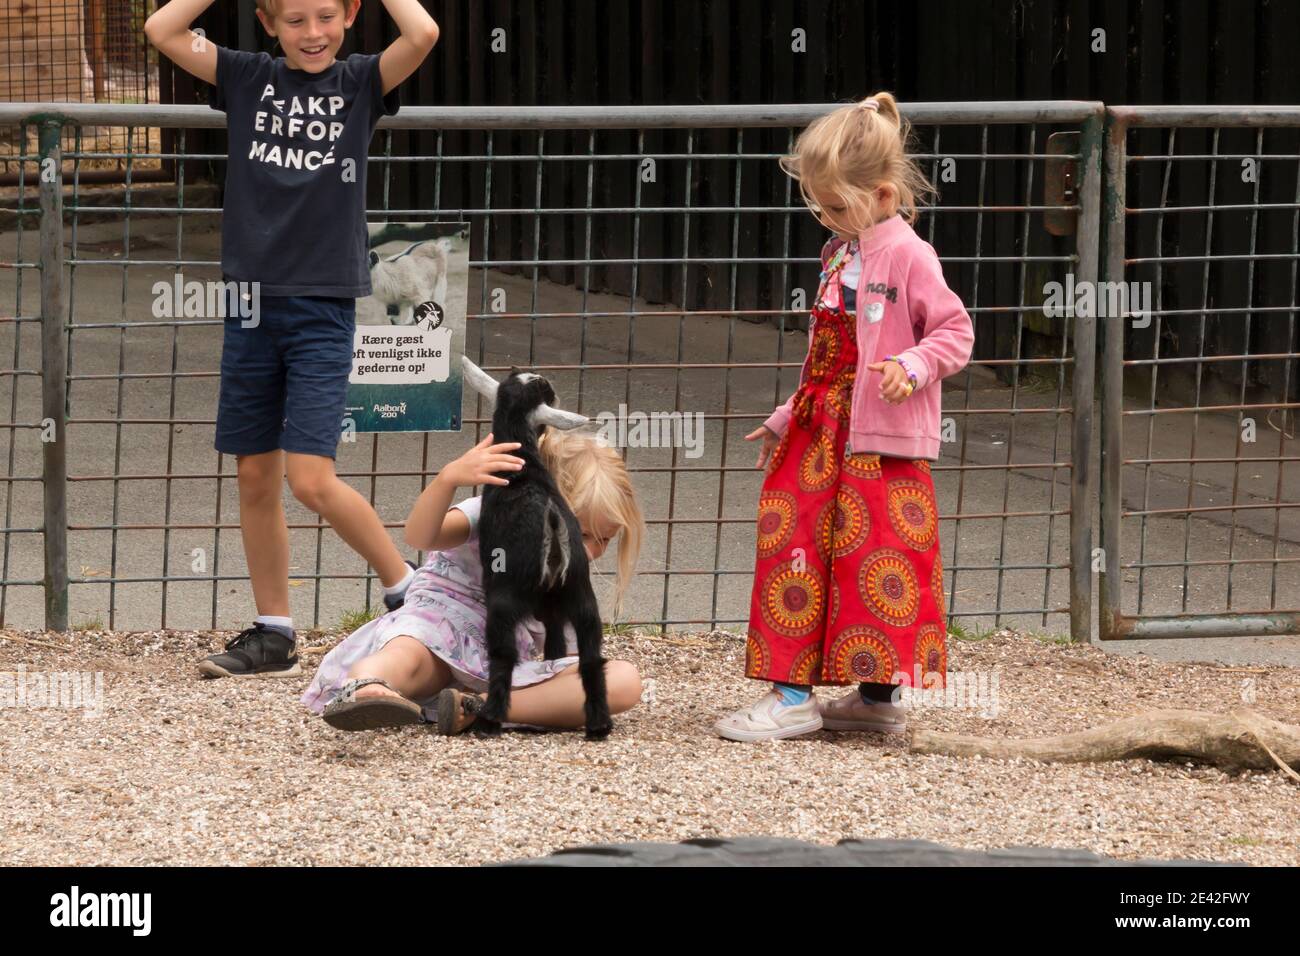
[[780, 92, 937, 234], [538, 429, 644, 617]]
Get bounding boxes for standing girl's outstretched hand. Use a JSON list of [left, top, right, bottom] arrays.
[[866, 360, 914, 404], [439, 433, 524, 488], [745, 425, 781, 471]]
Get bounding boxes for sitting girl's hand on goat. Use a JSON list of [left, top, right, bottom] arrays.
[[402, 434, 524, 552], [439, 433, 525, 488]]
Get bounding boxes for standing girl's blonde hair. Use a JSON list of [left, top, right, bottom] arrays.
[[780, 92, 937, 235]]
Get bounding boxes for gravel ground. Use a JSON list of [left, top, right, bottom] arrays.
[[1, 626, 1297, 866]]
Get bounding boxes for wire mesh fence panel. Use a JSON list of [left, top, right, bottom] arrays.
[[0, 118, 47, 627], [1100, 106, 1300, 640], [1, 102, 1099, 636], [0, 0, 161, 181]]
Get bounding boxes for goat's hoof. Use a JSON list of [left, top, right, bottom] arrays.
[[473, 719, 503, 737], [584, 721, 613, 741], [480, 694, 510, 725]]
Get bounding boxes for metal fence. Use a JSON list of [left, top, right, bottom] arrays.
[[1099, 105, 1300, 641], [0, 101, 1102, 638], [0, 1, 161, 179]]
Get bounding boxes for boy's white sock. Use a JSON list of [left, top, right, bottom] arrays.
[[255, 614, 294, 636], [382, 566, 415, 596]]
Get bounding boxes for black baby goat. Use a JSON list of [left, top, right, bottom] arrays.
[[461, 357, 612, 739]]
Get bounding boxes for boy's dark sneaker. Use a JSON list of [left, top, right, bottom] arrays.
[[382, 559, 420, 613], [197, 623, 300, 679]]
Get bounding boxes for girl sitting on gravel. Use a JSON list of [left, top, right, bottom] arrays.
[[302, 429, 645, 735], [715, 93, 974, 743]]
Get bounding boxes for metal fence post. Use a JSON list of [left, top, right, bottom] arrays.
[[1070, 107, 1105, 643], [37, 117, 70, 634], [1097, 110, 1128, 641]]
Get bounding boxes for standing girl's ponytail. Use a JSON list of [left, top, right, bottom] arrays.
[[782, 90, 934, 230], [859, 92, 903, 132]]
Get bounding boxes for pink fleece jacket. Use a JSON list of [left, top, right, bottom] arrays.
[[763, 215, 974, 461]]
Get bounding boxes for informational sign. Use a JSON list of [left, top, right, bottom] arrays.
[[345, 221, 470, 432]]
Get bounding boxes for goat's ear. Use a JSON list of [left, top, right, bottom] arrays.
[[460, 357, 500, 403], [529, 403, 590, 431]]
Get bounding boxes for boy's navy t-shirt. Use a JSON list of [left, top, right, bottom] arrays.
[[209, 47, 400, 298]]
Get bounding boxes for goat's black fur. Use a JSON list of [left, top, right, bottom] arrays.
[[475, 369, 610, 739]]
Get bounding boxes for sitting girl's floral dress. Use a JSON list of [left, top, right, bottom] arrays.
[[301, 496, 578, 721]]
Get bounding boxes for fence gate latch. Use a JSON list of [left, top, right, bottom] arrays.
[[1044, 131, 1079, 237]]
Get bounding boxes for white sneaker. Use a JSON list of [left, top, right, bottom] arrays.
[[713, 690, 823, 742], [819, 688, 908, 733]]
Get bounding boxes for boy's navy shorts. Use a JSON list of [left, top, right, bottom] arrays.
[[214, 292, 356, 460]]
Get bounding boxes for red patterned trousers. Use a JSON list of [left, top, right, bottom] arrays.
[[745, 301, 947, 689]]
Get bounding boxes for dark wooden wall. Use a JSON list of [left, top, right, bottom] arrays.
[[161, 1, 1300, 109], [155, 1, 1300, 398]]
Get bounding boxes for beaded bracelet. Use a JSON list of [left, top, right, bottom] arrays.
[[884, 354, 919, 395]]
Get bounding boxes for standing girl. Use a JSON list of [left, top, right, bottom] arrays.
[[715, 93, 974, 742]]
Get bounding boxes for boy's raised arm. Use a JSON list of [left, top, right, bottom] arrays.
[[375, 0, 440, 95], [144, 0, 222, 86]]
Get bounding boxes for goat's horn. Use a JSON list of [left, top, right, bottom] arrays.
[[529, 403, 590, 431], [460, 356, 501, 403]]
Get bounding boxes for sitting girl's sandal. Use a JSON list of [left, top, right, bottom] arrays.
[[323, 677, 425, 731], [435, 687, 485, 736]]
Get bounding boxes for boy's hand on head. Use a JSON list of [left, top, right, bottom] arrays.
[[745, 425, 780, 472], [441, 433, 524, 488], [867, 361, 913, 405], [375, 0, 440, 95]]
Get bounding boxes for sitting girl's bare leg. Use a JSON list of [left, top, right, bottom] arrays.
[[505, 660, 642, 728], [348, 636, 453, 702]]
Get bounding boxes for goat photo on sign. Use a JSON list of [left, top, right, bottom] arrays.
[[366, 238, 451, 327], [461, 358, 613, 739]]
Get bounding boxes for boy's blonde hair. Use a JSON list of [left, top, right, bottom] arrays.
[[255, 0, 351, 17], [780, 92, 937, 234], [538, 429, 644, 617]]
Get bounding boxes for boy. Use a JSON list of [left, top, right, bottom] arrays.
[[145, 0, 440, 677]]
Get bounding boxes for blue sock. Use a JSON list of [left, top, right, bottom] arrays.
[[773, 682, 811, 707]]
